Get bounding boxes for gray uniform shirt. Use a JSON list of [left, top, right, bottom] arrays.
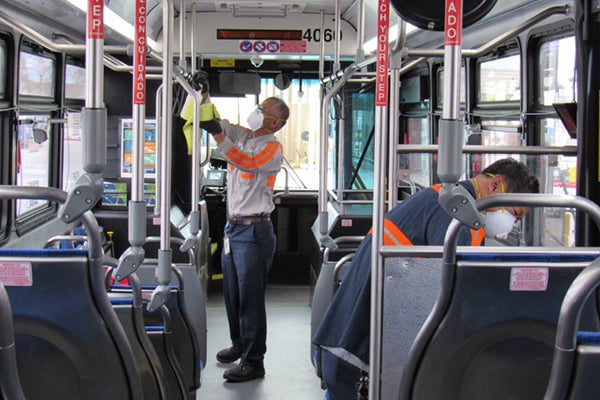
[[216, 120, 283, 217]]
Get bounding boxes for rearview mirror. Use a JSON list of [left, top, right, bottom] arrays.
[[275, 73, 291, 90], [33, 128, 48, 144]]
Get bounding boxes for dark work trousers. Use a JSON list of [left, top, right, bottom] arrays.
[[221, 220, 276, 365], [321, 349, 362, 400]]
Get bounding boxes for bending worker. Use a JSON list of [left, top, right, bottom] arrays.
[[312, 157, 540, 400]]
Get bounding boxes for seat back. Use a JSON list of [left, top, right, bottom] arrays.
[[0, 281, 25, 400], [382, 257, 443, 399], [403, 251, 599, 400], [0, 186, 143, 400], [137, 236, 207, 380], [136, 265, 202, 396], [397, 194, 600, 400], [144, 306, 188, 399], [544, 257, 600, 399], [0, 248, 143, 400], [107, 272, 169, 400], [310, 236, 362, 377]]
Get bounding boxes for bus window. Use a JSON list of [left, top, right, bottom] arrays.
[[537, 35, 577, 247], [16, 115, 51, 216], [348, 91, 376, 191], [62, 111, 84, 192], [65, 64, 86, 100], [539, 36, 576, 105], [437, 66, 466, 106], [19, 51, 55, 98], [403, 117, 431, 188], [478, 54, 521, 103], [480, 120, 522, 167]]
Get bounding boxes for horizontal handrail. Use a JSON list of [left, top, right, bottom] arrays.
[[396, 144, 578, 155]]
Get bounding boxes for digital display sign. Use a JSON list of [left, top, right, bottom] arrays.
[[120, 118, 157, 179], [217, 29, 302, 40]]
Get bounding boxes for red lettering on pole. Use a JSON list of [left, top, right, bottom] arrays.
[[133, 0, 147, 105], [376, 0, 389, 106], [444, 0, 462, 46], [87, 0, 104, 39]]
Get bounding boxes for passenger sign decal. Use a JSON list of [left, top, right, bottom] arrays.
[[267, 41, 280, 53], [253, 40, 266, 53], [445, 0, 463, 46], [238, 40, 307, 54], [0, 261, 33, 286], [133, 0, 146, 105], [376, 0, 389, 106], [240, 41, 253, 52], [87, 0, 104, 39], [509, 267, 549, 291]]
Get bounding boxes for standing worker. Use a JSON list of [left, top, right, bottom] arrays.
[[194, 96, 290, 382]]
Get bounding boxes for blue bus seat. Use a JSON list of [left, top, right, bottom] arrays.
[[122, 263, 202, 399], [398, 250, 600, 400], [144, 306, 189, 399], [0, 248, 144, 400], [544, 257, 600, 399], [106, 271, 169, 400], [310, 237, 362, 379], [135, 260, 207, 378], [0, 281, 25, 400], [382, 257, 444, 399], [561, 336, 600, 399]]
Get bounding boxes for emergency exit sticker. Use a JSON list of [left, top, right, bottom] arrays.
[[509, 267, 548, 291], [0, 261, 33, 286]]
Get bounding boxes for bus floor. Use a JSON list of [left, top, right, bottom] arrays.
[[197, 284, 326, 399]]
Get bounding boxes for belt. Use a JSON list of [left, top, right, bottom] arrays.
[[228, 215, 270, 225]]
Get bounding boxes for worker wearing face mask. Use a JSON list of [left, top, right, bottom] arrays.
[[192, 96, 290, 383], [313, 157, 540, 400]]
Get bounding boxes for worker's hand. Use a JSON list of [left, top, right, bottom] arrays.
[[199, 103, 221, 121], [200, 119, 222, 135], [190, 70, 209, 93]]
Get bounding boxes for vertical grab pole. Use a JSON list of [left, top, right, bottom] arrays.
[[190, 2, 197, 73], [356, 0, 365, 63], [178, 2, 203, 254], [148, 0, 174, 312], [388, 21, 406, 210], [437, 0, 483, 229], [179, 0, 186, 70], [154, 85, 163, 217], [369, 0, 389, 398], [60, 0, 106, 222], [333, 0, 341, 72], [113, 0, 148, 281], [317, 10, 331, 247], [176, 74, 201, 252]]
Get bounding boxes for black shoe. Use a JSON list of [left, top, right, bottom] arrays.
[[223, 362, 265, 382], [216, 347, 242, 363]]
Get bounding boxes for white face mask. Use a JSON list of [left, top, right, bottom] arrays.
[[246, 108, 264, 131], [483, 209, 517, 239]]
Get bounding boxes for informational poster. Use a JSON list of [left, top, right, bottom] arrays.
[[120, 118, 157, 179]]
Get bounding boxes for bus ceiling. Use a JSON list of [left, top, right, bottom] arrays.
[[0, 0, 563, 69]]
